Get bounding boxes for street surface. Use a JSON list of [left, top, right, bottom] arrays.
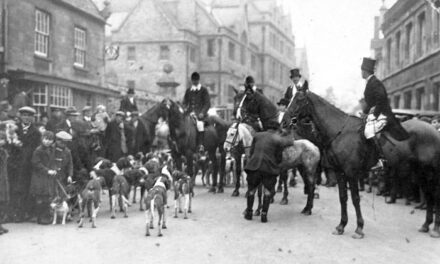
[[1, 178, 439, 264]]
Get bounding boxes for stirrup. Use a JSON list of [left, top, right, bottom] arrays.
[[371, 159, 386, 171]]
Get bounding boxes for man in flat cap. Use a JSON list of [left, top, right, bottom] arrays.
[[361, 57, 408, 171], [182, 72, 211, 152], [12, 106, 41, 222]]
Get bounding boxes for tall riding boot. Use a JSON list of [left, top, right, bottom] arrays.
[[197, 131, 205, 152], [370, 137, 386, 171], [244, 194, 254, 220], [261, 195, 271, 223]]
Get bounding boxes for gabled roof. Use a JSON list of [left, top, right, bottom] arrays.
[[58, 0, 103, 19], [91, 0, 140, 12]]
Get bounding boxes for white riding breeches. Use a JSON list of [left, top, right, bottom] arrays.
[[196, 120, 204, 132], [364, 114, 387, 139]]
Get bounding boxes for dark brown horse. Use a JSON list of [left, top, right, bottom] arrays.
[[287, 90, 440, 239], [136, 103, 169, 154], [162, 99, 228, 193]]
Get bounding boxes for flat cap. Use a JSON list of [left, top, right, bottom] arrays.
[[56, 131, 73, 141], [18, 106, 36, 115], [82, 106, 92, 112], [65, 106, 80, 116]]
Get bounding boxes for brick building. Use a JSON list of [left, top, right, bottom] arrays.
[[0, 0, 118, 119], [100, 0, 296, 107], [374, 0, 440, 111]]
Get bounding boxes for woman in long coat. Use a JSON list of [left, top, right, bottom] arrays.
[[0, 131, 10, 234]]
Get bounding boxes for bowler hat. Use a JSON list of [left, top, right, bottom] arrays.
[[127, 88, 135, 95], [115, 111, 126, 117], [245, 76, 255, 85], [361, 57, 376, 73], [65, 106, 80, 116], [290, 68, 301, 78], [56, 131, 72, 141], [18, 106, 36, 115]]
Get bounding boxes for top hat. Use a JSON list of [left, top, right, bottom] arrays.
[[361, 57, 376, 73], [127, 88, 135, 95], [245, 76, 255, 85], [65, 106, 80, 116], [290, 68, 301, 78], [18, 106, 36, 115]]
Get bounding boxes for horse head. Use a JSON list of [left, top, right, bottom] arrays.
[[286, 90, 312, 127], [223, 122, 240, 153]]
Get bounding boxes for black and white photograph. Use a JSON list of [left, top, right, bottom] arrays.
[[0, 0, 440, 263]]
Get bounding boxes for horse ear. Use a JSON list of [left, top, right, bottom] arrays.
[[232, 87, 238, 95]]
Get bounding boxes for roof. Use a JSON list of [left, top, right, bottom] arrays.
[[91, 0, 140, 12], [57, 0, 103, 20]]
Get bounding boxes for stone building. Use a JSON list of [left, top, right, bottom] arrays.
[[100, 0, 296, 107], [0, 0, 117, 119], [376, 0, 440, 111]]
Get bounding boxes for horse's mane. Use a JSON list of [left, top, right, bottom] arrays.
[[308, 92, 350, 117]]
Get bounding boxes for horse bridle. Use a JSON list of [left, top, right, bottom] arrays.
[[224, 122, 240, 149]]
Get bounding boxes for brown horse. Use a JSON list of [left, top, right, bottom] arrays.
[[287, 90, 440, 239], [162, 99, 228, 193]]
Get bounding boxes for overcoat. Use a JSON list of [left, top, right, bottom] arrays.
[[182, 86, 211, 118], [29, 145, 56, 197], [0, 147, 9, 203]]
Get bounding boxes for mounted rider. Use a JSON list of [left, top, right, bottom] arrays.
[[278, 68, 307, 108], [236, 76, 279, 132], [360, 57, 409, 170], [182, 72, 211, 152]]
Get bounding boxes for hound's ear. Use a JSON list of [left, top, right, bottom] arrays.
[[232, 87, 238, 95]]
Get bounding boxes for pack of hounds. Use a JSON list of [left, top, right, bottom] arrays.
[[53, 151, 192, 237]]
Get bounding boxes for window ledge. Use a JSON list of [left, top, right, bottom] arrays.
[[73, 65, 88, 72], [34, 54, 52, 62]]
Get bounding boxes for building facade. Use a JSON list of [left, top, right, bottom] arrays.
[[101, 0, 296, 107], [0, 0, 118, 119], [377, 0, 440, 111]]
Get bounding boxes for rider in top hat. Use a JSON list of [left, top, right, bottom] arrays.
[[361, 57, 408, 171], [278, 68, 307, 107], [119, 88, 138, 115], [182, 72, 211, 152]]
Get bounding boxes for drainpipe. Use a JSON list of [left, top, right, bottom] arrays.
[[218, 36, 222, 105], [261, 25, 266, 90], [0, 0, 8, 102]]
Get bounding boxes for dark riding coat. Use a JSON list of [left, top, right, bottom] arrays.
[[182, 86, 211, 119], [363, 75, 409, 140], [245, 129, 294, 175], [119, 97, 138, 113], [278, 85, 294, 106]]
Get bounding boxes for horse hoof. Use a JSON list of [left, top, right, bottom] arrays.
[[150, 226, 154, 229], [280, 198, 288, 205], [276, 186, 282, 193], [301, 208, 312, 215], [386, 198, 396, 204], [174, 215, 178, 218], [92, 225, 96, 229], [140, 208, 144, 212], [179, 210, 183, 213], [162, 225, 167, 229], [110, 216, 115, 219], [158, 234, 163, 237], [208, 187, 216, 193], [332, 226, 344, 235], [184, 216, 188, 219], [124, 215, 128, 218], [419, 225, 430, 233], [261, 214, 267, 223], [254, 210, 260, 216], [78, 225, 83, 228], [430, 230, 440, 238], [352, 232, 364, 239], [217, 188, 224, 193], [231, 190, 239, 197], [314, 193, 320, 199], [146, 233, 150, 237], [188, 210, 192, 213]]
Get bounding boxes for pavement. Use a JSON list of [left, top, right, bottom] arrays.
[[0, 179, 439, 264]]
